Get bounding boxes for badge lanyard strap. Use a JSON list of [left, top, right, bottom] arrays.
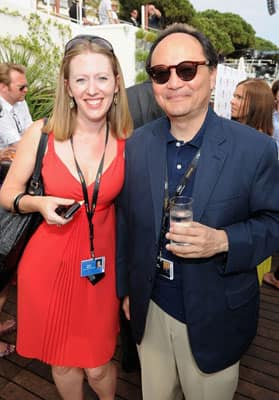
[[159, 148, 201, 256], [70, 121, 109, 259]]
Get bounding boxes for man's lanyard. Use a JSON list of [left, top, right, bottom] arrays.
[[159, 148, 201, 256], [11, 109, 23, 133], [70, 122, 109, 258]]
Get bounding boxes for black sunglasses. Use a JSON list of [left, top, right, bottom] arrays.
[[147, 60, 210, 84], [19, 84, 28, 91], [64, 35, 114, 54]]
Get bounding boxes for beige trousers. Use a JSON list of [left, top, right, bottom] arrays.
[[137, 301, 239, 400]]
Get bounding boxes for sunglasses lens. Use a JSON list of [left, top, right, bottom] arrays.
[[150, 67, 170, 84], [148, 61, 208, 84], [177, 63, 197, 81]]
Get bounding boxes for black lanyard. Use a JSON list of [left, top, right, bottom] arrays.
[[70, 122, 109, 258], [159, 148, 201, 255]]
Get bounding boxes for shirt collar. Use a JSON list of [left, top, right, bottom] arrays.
[[0, 96, 13, 112], [165, 107, 211, 148]]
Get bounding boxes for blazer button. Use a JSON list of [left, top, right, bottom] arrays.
[[148, 275, 153, 283]]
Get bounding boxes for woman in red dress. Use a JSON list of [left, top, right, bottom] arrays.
[[0, 35, 133, 399]]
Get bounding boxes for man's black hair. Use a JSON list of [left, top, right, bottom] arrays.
[[146, 23, 218, 71]]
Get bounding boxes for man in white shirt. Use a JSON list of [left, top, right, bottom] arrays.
[[0, 63, 32, 149]]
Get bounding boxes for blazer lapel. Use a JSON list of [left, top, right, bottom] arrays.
[[146, 113, 229, 230], [193, 121, 228, 221], [147, 118, 169, 240]]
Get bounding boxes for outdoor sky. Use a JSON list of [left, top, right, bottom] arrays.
[[189, 0, 279, 47]]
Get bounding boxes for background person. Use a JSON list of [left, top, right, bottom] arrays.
[[69, 0, 94, 25], [111, 2, 120, 24], [98, 0, 113, 25], [0, 63, 32, 346], [0, 63, 32, 150], [230, 78, 278, 289], [111, 3, 120, 24], [126, 80, 164, 129], [129, 9, 139, 27], [230, 78, 274, 136], [117, 23, 279, 400], [0, 34, 132, 400], [147, 4, 162, 30]]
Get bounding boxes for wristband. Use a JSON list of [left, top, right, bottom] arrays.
[[13, 192, 26, 214]]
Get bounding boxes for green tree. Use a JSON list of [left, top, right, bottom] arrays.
[[191, 15, 234, 56], [159, 0, 195, 26], [0, 12, 71, 120], [195, 10, 255, 51], [254, 37, 279, 51]]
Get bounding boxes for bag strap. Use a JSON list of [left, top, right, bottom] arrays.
[[28, 118, 49, 190], [13, 119, 49, 213]]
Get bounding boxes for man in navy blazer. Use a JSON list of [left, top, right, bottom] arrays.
[[117, 24, 279, 400]]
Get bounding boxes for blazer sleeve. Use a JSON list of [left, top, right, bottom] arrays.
[[223, 138, 279, 274]]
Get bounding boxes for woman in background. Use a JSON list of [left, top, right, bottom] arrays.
[[231, 78, 274, 136], [231, 78, 278, 290]]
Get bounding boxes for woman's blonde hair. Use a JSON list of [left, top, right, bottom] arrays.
[[236, 79, 274, 136], [46, 38, 133, 140]]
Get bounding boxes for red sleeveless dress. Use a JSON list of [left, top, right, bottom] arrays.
[[16, 133, 125, 368]]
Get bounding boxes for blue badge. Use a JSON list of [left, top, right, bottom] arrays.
[[81, 256, 105, 277]]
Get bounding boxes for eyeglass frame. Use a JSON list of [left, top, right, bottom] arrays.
[[146, 60, 211, 85], [64, 35, 114, 55]]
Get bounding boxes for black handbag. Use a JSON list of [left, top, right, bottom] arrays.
[[0, 160, 12, 185], [0, 131, 48, 291]]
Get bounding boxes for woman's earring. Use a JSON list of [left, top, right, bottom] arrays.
[[69, 97, 75, 109], [113, 93, 118, 105]]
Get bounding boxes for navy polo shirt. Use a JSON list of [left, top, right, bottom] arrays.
[[151, 113, 208, 323]]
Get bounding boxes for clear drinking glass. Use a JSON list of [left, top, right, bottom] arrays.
[[169, 196, 193, 245]]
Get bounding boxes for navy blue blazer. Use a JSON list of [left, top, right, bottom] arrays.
[[116, 108, 279, 373]]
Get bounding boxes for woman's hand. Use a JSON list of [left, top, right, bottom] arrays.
[[32, 196, 79, 225]]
